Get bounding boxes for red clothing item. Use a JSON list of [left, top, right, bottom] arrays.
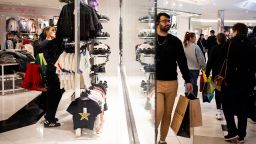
[[22, 38, 31, 45]]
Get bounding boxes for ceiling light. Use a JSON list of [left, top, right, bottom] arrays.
[[179, 3, 183, 7], [248, 0, 256, 3], [172, 2, 176, 6], [177, 0, 211, 5]]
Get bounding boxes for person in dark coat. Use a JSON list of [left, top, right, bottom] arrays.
[[221, 23, 255, 143], [206, 33, 226, 120], [247, 26, 256, 123], [197, 33, 207, 59], [206, 30, 217, 59]]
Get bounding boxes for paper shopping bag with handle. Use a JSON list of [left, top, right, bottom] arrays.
[[170, 95, 190, 134]]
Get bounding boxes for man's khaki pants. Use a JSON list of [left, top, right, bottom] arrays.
[[156, 80, 178, 141]]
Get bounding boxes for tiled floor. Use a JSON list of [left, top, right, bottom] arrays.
[[0, 91, 41, 121], [0, 73, 130, 144]]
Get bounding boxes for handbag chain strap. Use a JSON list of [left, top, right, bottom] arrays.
[[219, 41, 231, 78]]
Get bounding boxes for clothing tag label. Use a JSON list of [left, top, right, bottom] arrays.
[[83, 108, 87, 113]]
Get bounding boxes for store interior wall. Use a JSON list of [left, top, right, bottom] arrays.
[[0, 4, 61, 49], [122, 0, 151, 75], [176, 16, 189, 41], [96, 0, 120, 76]]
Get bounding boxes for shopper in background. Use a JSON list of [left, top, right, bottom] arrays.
[[197, 33, 207, 59], [205, 33, 226, 120], [206, 30, 217, 59], [183, 32, 206, 97], [221, 23, 255, 143], [224, 30, 230, 40], [247, 26, 256, 123], [40, 26, 64, 128], [155, 13, 193, 144]]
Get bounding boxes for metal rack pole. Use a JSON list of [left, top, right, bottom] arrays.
[[74, 0, 81, 98]]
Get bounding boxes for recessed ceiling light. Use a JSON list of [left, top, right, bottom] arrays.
[[165, 1, 169, 4], [179, 3, 183, 7], [172, 2, 176, 6], [213, 2, 216, 6]]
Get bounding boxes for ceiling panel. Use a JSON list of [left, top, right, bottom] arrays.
[[0, 0, 255, 19], [0, 0, 64, 9], [158, 0, 256, 19]]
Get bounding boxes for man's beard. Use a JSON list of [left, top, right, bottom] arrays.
[[160, 25, 170, 33]]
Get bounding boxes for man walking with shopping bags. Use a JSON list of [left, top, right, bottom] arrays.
[[156, 13, 193, 144]]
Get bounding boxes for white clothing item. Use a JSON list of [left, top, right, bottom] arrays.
[[69, 54, 74, 72], [138, 43, 154, 50], [94, 56, 107, 65], [183, 43, 201, 70], [94, 43, 109, 50], [64, 53, 71, 72], [143, 55, 154, 65], [15, 43, 23, 50], [89, 90, 105, 109], [24, 44, 34, 58]]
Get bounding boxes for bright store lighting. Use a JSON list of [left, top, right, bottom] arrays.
[[177, 0, 211, 5], [191, 18, 256, 23], [248, 0, 256, 3]]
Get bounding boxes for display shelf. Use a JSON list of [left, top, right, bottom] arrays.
[[139, 37, 154, 39], [139, 19, 154, 23], [91, 54, 109, 57], [99, 19, 109, 23], [96, 37, 109, 39]]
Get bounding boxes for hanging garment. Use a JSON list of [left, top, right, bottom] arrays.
[[56, 3, 102, 47], [6, 18, 19, 32], [18, 18, 29, 33], [67, 98, 102, 130]]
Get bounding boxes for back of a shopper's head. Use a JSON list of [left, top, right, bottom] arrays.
[[232, 23, 248, 38], [210, 30, 215, 36], [216, 33, 226, 45]]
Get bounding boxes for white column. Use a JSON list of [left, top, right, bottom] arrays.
[[75, 0, 81, 98], [217, 10, 224, 33]]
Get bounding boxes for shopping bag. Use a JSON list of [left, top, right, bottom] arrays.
[[199, 74, 204, 92], [202, 76, 214, 103], [177, 106, 190, 138], [35, 53, 47, 85], [171, 95, 203, 138], [189, 98, 202, 127], [199, 70, 207, 92], [170, 95, 190, 134], [21, 63, 47, 91]]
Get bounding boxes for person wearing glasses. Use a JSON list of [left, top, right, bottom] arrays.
[[156, 13, 193, 144]]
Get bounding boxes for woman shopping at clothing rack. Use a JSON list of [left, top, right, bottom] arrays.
[[39, 26, 65, 127]]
